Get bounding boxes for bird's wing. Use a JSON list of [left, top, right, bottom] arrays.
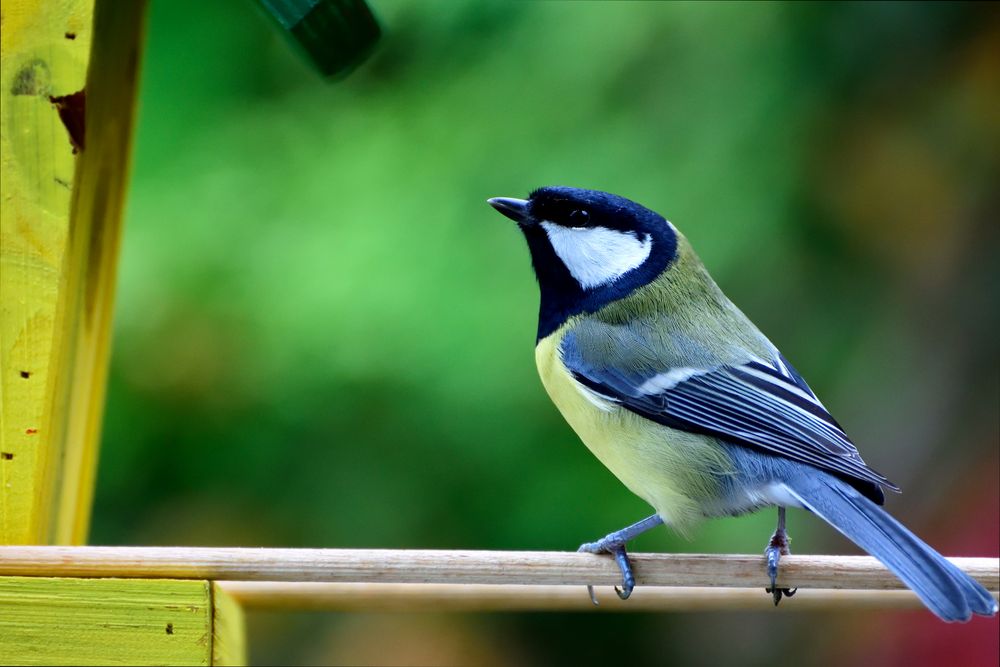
[[560, 328, 897, 494]]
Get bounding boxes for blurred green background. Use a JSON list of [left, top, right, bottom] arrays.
[[94, 1, 999, 665]]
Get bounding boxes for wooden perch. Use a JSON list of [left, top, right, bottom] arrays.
[[1, 547, 997, 592], [217, 582, 953, 613]]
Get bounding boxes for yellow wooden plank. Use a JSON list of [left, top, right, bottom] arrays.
[[0, 577, 216, 666], [48, 0, 147, 545], [0, 0, 95, 544], [0, 0, 146, 544], [210, 583, 248, 667]]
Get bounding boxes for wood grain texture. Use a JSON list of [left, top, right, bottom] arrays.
[[0, 0, 146, 545], [0, 0, 95, 546], [216, 581, 960, 613], [1, 547, 996, 591], [0, 577, 213, 666], [47, 0, 147, 545], [210, 582, 247, 667]]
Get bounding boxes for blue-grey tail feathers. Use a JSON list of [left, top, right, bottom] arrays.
[[782, 473, 998, 622]]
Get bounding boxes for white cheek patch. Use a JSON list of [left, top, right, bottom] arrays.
[[540, 222, 653, 289]]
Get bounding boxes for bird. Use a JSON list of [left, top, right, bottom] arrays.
[[487, 186, 998, 622]]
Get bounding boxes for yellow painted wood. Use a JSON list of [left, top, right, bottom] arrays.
[[0, 0, 146, 544], [211, 583, 248, 667], [0, 0, 95, 544], [47, 0, 147, 545], [0, 577, 216, 666]]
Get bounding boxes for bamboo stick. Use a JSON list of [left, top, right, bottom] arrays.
[[1, 547, 996, 592], [217, 582, 945, 612]]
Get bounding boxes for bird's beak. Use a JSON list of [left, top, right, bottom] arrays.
[[487, 197, 531, 223]]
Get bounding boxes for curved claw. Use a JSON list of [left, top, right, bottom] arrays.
[[612, 545, 635, 599], [765, 528, 794, 606], [766, 585, 797, 606], [578, 538, 636, 602]]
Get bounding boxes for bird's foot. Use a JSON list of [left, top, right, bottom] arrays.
[[764, 529, 796, 606], [578, 532, 636, 604]]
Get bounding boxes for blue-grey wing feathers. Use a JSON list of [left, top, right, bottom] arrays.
[[561, 331, 897, 500]]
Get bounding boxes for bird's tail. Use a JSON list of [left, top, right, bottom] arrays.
[[782, 473, 998, 622]]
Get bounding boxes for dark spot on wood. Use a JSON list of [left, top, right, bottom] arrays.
[[20, 371, 31, 378], [0, 453, 13, 461], [165, 623, 174, 635], [49, 90, 86, 153], [11, 59, 51, 96], [65, 32, 77, 40], [25, 429, 38, 435]]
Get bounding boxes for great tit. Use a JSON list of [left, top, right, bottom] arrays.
[[488, 186, 997, 621]]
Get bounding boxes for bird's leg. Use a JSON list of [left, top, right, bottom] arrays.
[[578, 514, 664, 604], [764, 506, 797, 605]]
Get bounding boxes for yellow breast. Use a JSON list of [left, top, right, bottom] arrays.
[[534, 329, 732, 530]]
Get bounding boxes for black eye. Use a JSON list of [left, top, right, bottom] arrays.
[[568, 209, 590, 226]]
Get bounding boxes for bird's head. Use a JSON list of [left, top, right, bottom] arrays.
[[488, 186, 679, 338]]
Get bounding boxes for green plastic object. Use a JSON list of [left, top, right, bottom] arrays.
[[258, 0, 381, 78]]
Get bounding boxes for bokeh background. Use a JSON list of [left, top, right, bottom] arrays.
[[93, 1, 999, 665]]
